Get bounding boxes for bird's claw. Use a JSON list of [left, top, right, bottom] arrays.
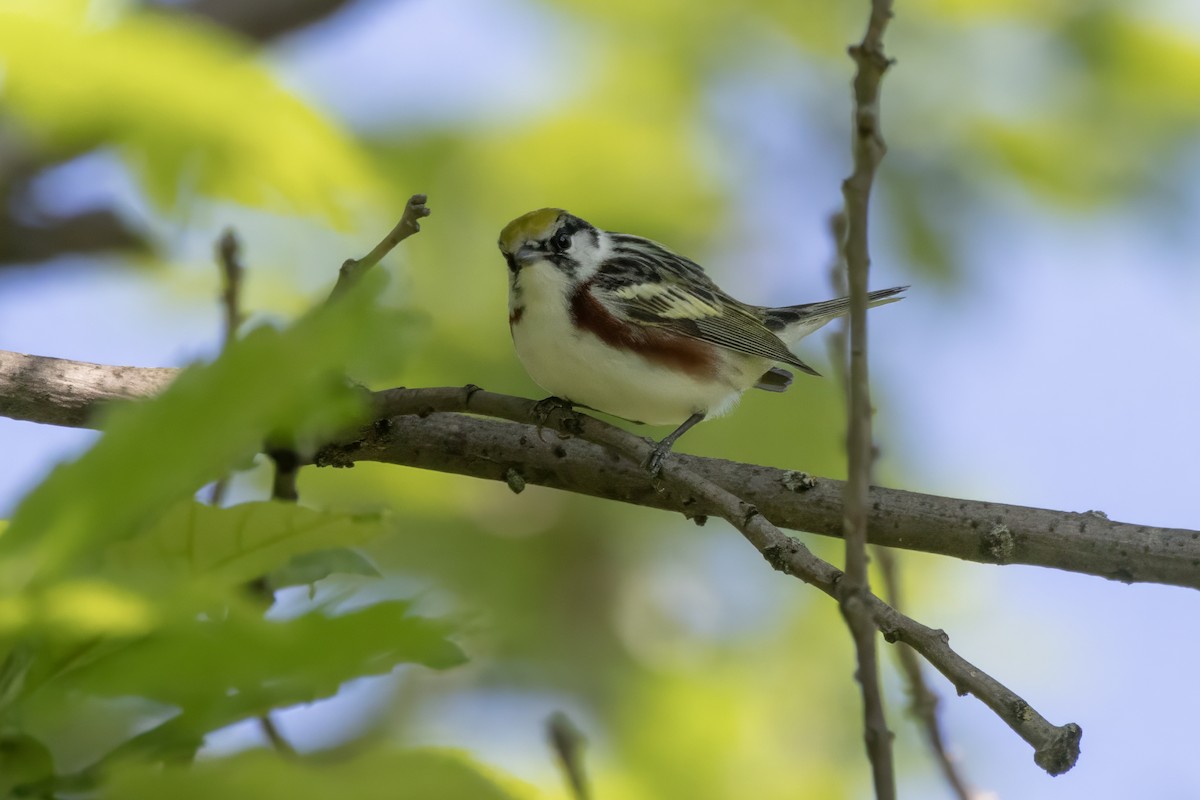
[[532, 396, 574, 426], [532, 396, 580, 441], [644, 442, 673, 478]]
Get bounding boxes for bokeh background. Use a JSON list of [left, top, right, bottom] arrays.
[[2, 0, 1199, 797]]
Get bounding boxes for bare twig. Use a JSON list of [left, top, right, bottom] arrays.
[[2, 350, 1197, 591], [364, 386, 1082, 775], [259, 194, 432, 539], [210, 231, 299, 750], [329, 194, 430, 301], [258, 714, 296, 757], [877, 548, 973, 799], [825, 211, 850, 387], [839, 2, 898, 795], [547, 712, 591, 800], [208, 230, 247, 507], [215, 230, 246, 349], [212, 231, 299, 750]]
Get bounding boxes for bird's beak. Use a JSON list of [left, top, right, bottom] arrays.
[[506, 243, 541, 272]]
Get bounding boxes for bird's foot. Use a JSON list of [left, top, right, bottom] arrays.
[[532, 396, 574, 426], [642, 412, 705, 479], [644, 440, 675, 478], [532, 396, 583, 440]]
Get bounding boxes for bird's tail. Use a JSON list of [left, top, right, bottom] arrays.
[[760, 286, 908, 345]]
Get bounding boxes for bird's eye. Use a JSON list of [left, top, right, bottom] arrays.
[[552, 231, 572, 252]]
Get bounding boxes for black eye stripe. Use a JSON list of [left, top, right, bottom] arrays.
[[549, 214, 596, 251]]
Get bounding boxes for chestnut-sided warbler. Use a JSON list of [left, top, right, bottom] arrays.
[[498, 208, 906, 473]]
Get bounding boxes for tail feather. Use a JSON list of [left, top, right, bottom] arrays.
[[754, 366, 794, 392], [761, 285, 907, 345]]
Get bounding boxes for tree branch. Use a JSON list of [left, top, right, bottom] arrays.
[[150, 0, 358, 43], [1, 350, 1196, 590], [360, 386, 1081, 775], [839, 1, 898, 794], [0, 351, 176, 427], [0, 210, 150, 266]]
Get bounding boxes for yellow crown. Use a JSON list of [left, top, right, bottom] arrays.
[[498, 208, 564, 254]]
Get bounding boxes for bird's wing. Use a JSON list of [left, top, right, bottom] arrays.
[[591, 244, 819, 375]]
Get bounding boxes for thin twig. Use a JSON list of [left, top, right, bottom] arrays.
[[270, 195, 431, 510], [210, 230, 297, 752], [825, 211, 849, 388], [267, 447, 300, 503], [547, 712, 591, 800], [257, 196, 432, 510], [216, 229, 246, 348], [329, 194, 430, 301], [208, 229, 246, 507], [252, 194, 438, 752], [259, 714, 296, 757], [366, 386, 1083, 775], [839, 1, 898, 796], [877, 548, 973, 800]]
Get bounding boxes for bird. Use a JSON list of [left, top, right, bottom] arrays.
[[498, 208, 906, 474]]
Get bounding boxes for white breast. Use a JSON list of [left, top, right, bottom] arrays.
[[509, 262, 756, 426]]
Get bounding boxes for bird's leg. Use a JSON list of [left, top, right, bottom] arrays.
[[645, 412, 705, 477]]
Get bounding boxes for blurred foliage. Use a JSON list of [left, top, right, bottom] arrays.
[[104, 748, 540, 800], [0, 0, 383, 224], [0, 269, 469, 794], [0, 0, 1197, 797], [0, 271, 414, 588]]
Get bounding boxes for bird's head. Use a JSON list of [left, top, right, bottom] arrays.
[[498, 209, 605, 284]]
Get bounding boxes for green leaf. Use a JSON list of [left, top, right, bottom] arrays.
[[1069, 11, 1200, 121], [0, 3, 382, 223], [0, 733, 55, 797], [104, 748, 537, 800], [0, 277, 415, 590], [267, 548, 382, 591], [104, 502, 388, 591], [972, 117, 1149, 205], [66, 601, 463, 726]]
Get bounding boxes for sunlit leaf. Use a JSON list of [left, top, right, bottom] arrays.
[[0, 3, 382, 223], [1068, 12, 1200, 120], [105, 501, 389, 590], [0, 579, 157, 645], [904, 0, 1074, 21], [0, 275, 416, 589], [104, 748, 538, 800], [67, 600, 463, 726]]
